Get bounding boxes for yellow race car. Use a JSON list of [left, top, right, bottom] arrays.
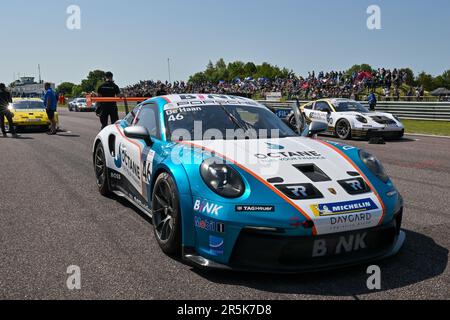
[[7, 98, 59, 131]]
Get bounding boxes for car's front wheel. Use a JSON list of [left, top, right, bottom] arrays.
[[335, 119, 352, 140], [94, 142, 111, 196], [151, 172, 182, 255]]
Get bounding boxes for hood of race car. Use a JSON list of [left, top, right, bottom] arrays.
[[183, 137, 387, 235]]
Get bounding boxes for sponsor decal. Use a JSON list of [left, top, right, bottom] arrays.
[[235, 205, 275, 213], [142, 150, 155, 184], [194, 200, 223, 216], [326, 140, 355, 151], [330, 213, 373, 227], [312, 232, 368, 257], [289, 217, 302, 228], [209, 236, 224, 256], [114, 143, 140, 180], [265, 143, 285, 150], [195, 217, 225, 233], [311, 198, 378, 217], [110, 171, 121, 180], [114, 144, 123, 168], [276, 184, 324, 200], [339, 178, 371, 195], [255, 150, 324, 161], [328, 188, 337, 195]]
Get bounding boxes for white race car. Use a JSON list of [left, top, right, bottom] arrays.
[[289, 99, 405, 140]]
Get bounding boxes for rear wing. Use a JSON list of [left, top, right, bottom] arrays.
[[86, 95, 151, 114]]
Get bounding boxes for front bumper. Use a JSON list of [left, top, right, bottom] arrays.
[[352, 128, 405, 139], [183, 211, 405, 273]]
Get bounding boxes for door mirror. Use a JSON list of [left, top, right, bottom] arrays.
[[304, 121, 328, 138], [124, 126, 153, 146]]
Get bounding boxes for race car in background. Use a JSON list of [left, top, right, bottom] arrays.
[[92, 94, 405, 272], [68, 98, 96, 112], [286, 99, 405, 140], [6, 98, 59, 131]]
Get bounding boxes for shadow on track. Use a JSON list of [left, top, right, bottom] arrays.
[[192, 230, 448, 297], [106, 192, 448, 296], [2, 136, 34, 140]]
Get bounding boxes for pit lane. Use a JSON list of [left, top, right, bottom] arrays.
[[0, 109, 448, 300]]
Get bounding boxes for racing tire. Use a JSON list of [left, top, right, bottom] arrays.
[[94, 142, 111, 196], [151, 172, 182, 255], [335, 119, 352, 140]]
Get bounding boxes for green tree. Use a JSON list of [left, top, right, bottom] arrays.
[[80, 70, 106, 93], [416, 72, 435, 91], [345, 64, 374, 77], [71, 85, 83, 97], [399, 68, 416, 86], [188, 59, 292, 83], [434, 70, 450, 88], [56, 82, 76, 95]]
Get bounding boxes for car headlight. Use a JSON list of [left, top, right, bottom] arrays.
[[356, 115, 368, 123], [200, 158, 245, 198], [7, 103, 13, 111], [359, 150, 390, 183]]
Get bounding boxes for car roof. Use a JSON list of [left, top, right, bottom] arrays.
[[146, 94, 264, 110]]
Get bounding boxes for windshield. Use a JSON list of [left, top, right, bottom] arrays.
[[333, 101, 370, 113], [165, 104, 297, 141], [13, 101, 45, 110], [77, 99, 86, 103]]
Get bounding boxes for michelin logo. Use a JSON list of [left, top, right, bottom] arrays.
[[313, 198, 378, 216]]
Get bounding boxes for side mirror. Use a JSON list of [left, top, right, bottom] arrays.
[[124, 126, 153, 146], [304, 121, 328, 138]]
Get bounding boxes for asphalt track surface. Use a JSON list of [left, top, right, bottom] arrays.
[[0, 109, 449, 300]]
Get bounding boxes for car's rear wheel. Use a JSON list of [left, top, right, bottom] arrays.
[[94, 142, 111, 196], [335, 119, 352, 140], [151, 173, 181, 255]]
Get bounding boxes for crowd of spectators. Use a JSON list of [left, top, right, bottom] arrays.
[[122, 68, 427, 101]]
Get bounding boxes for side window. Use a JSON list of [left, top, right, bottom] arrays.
[[135, 104, 159, 138], [315, 102, 332, 113], [303, 103, 314, 110], [124, 106, 140, 126]]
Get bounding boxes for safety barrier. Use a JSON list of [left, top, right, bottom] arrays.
[[258, 100, 450, 121]]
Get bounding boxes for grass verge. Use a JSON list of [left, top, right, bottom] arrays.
[[403, 119, 450, 136]]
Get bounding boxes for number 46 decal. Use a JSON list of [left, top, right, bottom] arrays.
[[168, 114, 184, 122]]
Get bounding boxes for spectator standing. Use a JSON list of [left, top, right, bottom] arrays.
[[44, 83, 58, 135], [367, 92, 377, 111], [97, 72, 121, 129], [0, 83, 17, 138]]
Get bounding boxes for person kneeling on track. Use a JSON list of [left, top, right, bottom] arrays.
[[0, 83, 18, 138]]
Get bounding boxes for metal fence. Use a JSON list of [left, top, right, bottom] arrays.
[[258, 100, 450, 121]]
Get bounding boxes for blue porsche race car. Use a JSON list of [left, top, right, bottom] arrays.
[[93, 94, 405, 272]]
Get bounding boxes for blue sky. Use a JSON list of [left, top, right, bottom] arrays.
[[0, 0, 449, 87]]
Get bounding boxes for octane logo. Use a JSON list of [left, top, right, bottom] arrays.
[[265, 143, 285, 150], [194, 200, 223, 216], [114, 144, 123, 168]]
